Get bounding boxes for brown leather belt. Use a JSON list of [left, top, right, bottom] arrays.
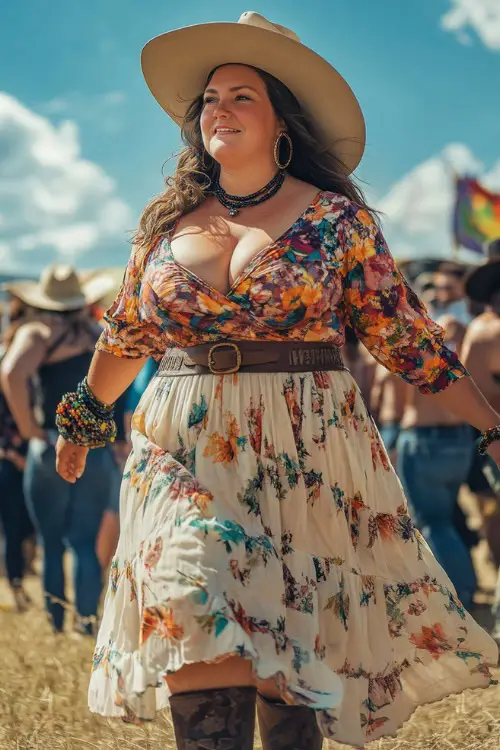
[[156, 341, 346, 377]]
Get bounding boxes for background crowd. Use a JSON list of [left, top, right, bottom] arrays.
[[1, 241, 500, 641], [0, 266, 157, 634]]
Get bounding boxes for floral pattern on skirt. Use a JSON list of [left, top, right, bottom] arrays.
[[88, 369, 498, 747]]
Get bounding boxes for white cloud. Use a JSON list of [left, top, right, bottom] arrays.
[[41, 98, 70, 116], [40, 90, 127, 117], [377, 143, 500, 261], [0, 92, 133, 273], [101, 91, 126, 106], [441, 0, 500, 50], [39, 91, 127, 135]]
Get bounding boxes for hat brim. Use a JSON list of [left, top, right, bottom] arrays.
[[2, 276, 115, 311], [141, 22, 366, 174], [465, 259, 500, 304]]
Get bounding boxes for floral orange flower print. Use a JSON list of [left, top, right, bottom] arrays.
[[203, 412, 248, 465], [409, 622, 454, 659], [88, 190, 497, 746], [141, 605, 185, 645], [97, 192, 467, 397], [144, 538, 163, 572]]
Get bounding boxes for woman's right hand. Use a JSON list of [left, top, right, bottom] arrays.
[[55, 436, 89, 483]]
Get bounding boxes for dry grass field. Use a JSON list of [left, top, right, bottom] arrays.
[[1, 492, 499, 750]]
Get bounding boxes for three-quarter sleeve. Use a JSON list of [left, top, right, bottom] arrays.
[[337, 203, 468, 394], [96, 244, 166, 360]]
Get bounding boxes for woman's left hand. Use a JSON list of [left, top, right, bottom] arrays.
[[56, 436, 89, 483]]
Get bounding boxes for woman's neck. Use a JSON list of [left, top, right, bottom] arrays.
[[218, 161, 279, 197]]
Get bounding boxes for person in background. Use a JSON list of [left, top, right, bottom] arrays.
[[433, 261, 472, 326], [462, 241, 500, 638], [0, 295, 35, 611], [370, 365, 406, 464], [414, 271, 438, 312], [0, 265, 117, 635], [396, 313, 478, 608], [339, 326, 376, 409], [371, 270, 435, 461]]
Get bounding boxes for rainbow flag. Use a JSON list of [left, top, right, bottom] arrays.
[[453, 177, 500, 254]]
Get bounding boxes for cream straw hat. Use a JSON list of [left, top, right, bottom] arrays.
[[141, 11, 366, 173]]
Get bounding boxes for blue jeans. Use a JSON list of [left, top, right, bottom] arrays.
[[397, 425, 477, 609], [0, 459, 34, 585], [379, 422, 400, 453], [24, 438, 119, 631]]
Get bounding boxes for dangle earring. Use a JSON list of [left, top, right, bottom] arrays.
[[273, 131, 293, 170]]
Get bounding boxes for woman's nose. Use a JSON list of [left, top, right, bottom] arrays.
[[213, 99, 230, 118]]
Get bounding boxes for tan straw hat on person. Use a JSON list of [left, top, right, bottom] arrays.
[[141, 11, 366, 173], [2, 264, 115, 312]]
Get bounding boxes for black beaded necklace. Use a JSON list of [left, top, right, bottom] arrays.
[[213, 170, 285, 217]]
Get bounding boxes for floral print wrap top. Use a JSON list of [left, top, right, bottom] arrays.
[[97, 191, 467, 395]]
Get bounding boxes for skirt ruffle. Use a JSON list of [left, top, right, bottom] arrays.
[[89, 371, 498, 747]]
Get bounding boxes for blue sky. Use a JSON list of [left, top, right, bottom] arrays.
[[1, 0, 499, 273]]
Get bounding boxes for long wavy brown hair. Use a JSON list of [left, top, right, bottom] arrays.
[[134, 64, 372, 257]]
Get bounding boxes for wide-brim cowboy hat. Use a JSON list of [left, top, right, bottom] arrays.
[[1, 264, 115, 312], [465, 258, 500, 304], [141, 11, 366, 174]]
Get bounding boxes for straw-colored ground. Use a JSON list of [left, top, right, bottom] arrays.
[[1, 491, 499, 750]]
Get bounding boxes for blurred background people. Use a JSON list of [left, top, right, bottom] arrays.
[[370, 366, 406, 465], [462, 245, 500, 638], [0, 295, 36, 611], [0, 265, 118, 634], [395, 313, 478, 608], [433, 261, 472, 326]]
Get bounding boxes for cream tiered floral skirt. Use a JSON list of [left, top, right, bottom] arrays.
[[88, 369, 498, 747]]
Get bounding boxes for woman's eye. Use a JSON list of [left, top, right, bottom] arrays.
[[203, 96, 216, 105], [235, 94, 251, 101]]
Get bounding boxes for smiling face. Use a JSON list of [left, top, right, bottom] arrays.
[[200, 64, 284, 169]]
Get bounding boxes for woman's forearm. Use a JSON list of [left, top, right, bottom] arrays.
[[430, 374, 500, 432], [87, 350, 148, 405]]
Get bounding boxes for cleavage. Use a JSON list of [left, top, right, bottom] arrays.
[[169, 226, 275, 296]]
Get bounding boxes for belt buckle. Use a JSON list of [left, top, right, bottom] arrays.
[[208, 343, 242, 374]]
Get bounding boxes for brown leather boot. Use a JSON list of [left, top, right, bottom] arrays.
[[256, 694, 323, 750], [169, 685, 256, 749]]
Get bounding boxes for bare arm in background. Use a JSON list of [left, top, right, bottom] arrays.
[[430, 375, 500, 436], [1, 323, 49, 440], [55, 350, 147, 483]]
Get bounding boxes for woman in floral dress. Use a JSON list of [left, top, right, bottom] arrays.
[[56, 12, 499, 750]]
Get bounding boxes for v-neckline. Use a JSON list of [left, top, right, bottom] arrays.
[[164, 190, 324, 301]]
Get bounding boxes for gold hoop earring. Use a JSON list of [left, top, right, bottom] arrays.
[[273, 132, 293, 170]]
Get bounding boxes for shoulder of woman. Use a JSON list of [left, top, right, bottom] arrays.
[[314, 191, 365, 216], [313, 192, 377, 231], [0, 321, 50, 373], [13, 320, 52, 344]]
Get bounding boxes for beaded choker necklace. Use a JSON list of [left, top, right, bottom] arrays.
[[213, 170, 285, 217]]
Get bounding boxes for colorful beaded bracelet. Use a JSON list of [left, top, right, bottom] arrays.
[[55, 379, 117, 448], [477, 425, 500, 456]]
